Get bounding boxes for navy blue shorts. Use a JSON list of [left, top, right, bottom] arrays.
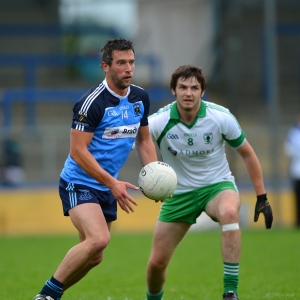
[[59, 178, 117, 222]]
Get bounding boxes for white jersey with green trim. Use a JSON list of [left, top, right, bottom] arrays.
[[148, 100, 246, 193]]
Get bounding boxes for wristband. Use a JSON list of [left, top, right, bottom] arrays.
[[257, 193, 267, 201]]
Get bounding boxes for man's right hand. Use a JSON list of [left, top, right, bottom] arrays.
[[110, 180, 139, 213]]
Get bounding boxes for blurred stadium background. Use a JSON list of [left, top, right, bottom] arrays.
[[0, 0, 300, 234]]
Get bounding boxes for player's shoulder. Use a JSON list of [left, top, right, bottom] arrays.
[[204, 100, 230, 113], [74, 82, 109, 116], [128, 84, 150, 105], [149, 101, 175, 121], [204, 100, 236, 119], [148, 102, 174, 134], [77, 82, 106, 104], [130, 84, 148, 97]]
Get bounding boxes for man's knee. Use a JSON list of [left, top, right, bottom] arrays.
[[87, 235, 110, 257], [148, 255, 169, 271], [219, 206, 239, 224]]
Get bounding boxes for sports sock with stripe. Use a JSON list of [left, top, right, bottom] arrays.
[[39, 276, 64, 300], [223, 262, 239, 295]]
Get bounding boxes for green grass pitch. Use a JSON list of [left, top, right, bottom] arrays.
[[1, 229, 299, 300]]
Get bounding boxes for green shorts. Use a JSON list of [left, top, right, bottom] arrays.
[[158, 181, 238, 224]]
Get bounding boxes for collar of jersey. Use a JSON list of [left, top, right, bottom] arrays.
[[103, 79, 131, 99], [170, 100, 207, 120]]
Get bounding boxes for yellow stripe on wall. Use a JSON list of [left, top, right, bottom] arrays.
[[0, 189, 161, 236], [0, 189, 296, 236]]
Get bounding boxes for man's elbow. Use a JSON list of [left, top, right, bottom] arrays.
[[70, 147, 82, 161]]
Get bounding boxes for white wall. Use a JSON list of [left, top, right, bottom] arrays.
[[135, 0, 218, 85]]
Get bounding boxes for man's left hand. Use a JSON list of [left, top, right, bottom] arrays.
[[254, 193, 273, 229]]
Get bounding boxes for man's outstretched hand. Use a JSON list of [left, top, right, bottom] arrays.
[[254, 193, 273, 229]]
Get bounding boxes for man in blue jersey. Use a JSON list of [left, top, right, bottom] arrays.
[[144, 65, 273, 300], [33, 38, 157, 300]]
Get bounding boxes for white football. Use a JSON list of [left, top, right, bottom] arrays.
[[138, 161, 177, 201]]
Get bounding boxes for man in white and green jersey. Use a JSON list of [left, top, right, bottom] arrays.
[[145, 65, 273, 300]]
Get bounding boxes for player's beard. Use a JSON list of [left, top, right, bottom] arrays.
[[113, 76, 132, 90]]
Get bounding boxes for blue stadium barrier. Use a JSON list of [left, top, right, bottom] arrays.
[[0, 53, 162, 87], [0, 24, 119, 36], [1, 87, 175, 134]]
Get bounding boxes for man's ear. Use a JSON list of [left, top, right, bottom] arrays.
[[101, 61, 109, 72], [172, 89, 176, 96], [201, 90, 205, 98]]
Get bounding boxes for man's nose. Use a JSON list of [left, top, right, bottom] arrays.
[[185, 88, 192, 95], [125, 62, 134, 71]]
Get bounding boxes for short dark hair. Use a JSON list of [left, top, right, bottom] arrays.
[[170, 65, 207, 92], [100, 38, 135, 66]]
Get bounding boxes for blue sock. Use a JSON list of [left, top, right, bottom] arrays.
[[40, 276, 64, 300]]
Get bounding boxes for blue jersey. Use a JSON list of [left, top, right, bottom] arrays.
[[60, 79, 150, 190]]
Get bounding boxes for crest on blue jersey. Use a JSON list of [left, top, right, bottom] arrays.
[[203, 133, 213, 144], [79, 189, 93, 201], [133, 103, 141, 116]]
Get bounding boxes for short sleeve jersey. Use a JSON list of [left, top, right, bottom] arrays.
[[284, 123, 300, 179], [60, 79, 150, 190], [148, 100, 246, 193]]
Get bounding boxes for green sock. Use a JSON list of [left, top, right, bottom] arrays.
[[146, 290, 163, 300], [224, 262, 239, 295]]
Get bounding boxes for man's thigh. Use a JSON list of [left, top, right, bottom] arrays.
[[69, 203, 109, 238], [150, 221, 191, 262], [205, 189, 240, 223]]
